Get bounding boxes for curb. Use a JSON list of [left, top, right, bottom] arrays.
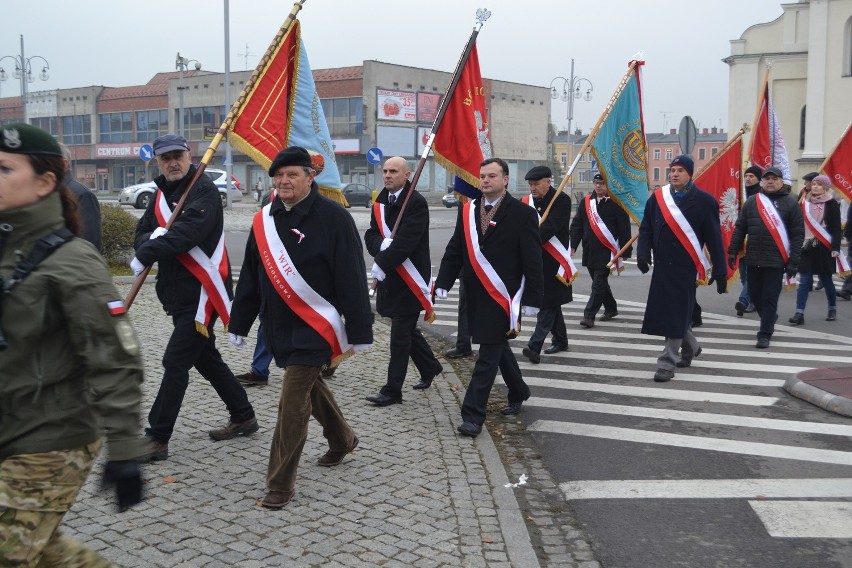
[[784, 375, 852, 418]]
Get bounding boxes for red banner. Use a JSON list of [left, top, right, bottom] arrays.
[[821, 123, 852, 201], [695, 136, 743, 281], [750, 85, 771, 170], [432, 43, 492, 198]]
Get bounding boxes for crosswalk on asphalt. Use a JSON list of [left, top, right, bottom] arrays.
[[426, 286, 852, 540]]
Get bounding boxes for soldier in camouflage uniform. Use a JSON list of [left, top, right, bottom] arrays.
[[0, 124, 145, 566]]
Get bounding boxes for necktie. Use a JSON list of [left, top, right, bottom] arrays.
[[484, 204, 493, 213], [388, 194, 397, 205]]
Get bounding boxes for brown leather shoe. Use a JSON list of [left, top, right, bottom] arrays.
[[209, 417, 259, 441], [235, 371, 268, 386], [317, 436, 359, 467], [261, 490, 294, 510], [139, 438, 169, 462]]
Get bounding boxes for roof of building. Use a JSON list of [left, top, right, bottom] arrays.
[[313, 66, 363, 82]]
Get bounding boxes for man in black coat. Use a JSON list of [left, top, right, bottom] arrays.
[[519, 166, 572, 363], [60, 143, 102, 252], [435, 158, 543, 436], [132, 134, 258, 461], [364, 157, 443, 406], [637, 155, 727, 382], [728, 167, 804, 348], [569, 173, 632, 328], [229, 146, 373, 508]]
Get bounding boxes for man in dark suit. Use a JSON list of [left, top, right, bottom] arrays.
[[519, 166, 573, 363], [364, 156, 443, 406], [569, 173, 632, 328], [435, 158, 543, 437]]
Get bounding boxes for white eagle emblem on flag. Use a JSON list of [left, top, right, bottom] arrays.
[[719, 187, 739, 231]]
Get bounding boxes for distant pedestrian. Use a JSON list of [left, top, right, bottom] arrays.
[[569, 172, 632, 328], [728, 166, 804, 349], [637, 155, 727, 382], [788, 175, 843, 325], [0, 123, 145, 566], [733, 165, 763, 316], [60, 143, 102, 252], [229, 146, 373, 509], [255, 176, 264, 201]]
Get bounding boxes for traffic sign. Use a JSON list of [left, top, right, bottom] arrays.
[[677, 116, 697, 156], [139, 144, 153, 162], [590, 159, 599, 173], [366, 147, 383, 165]]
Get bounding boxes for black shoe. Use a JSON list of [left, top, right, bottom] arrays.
[[522, 347, 540, 364], [413, 365, 443, 390], [457, 421, 482, 437], [600, 311, 617, 321], [500, 401, 524, 416], [788, 313, 804, 325], [735, 301, 746, 317], [444, 347, 473, 359], [676, 346, 702, 368], [544, 344, 568, 354], [366, 393, 402, 407], [235, 371, 269, 386], [827, 308, 837, 321], [579, 318, 595, 328], [653, 368, 674, 382], [691, 316, 703, 328], [755, 337, 770, 349], [815, 281, 824, 291], [837, 290, 851, 301]]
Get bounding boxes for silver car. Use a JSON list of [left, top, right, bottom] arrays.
[[118, 168, 242, 209]]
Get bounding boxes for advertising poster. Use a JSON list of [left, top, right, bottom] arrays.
[[377, 89, 416, 122]]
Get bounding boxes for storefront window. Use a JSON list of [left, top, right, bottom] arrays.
[[321, 97, 363, 138], [99, 112, 133, 143], [30, 117, 58, 135], [61, 115, 92, 145], [136, 109, 169, 142], [182, 106, 219, 141]]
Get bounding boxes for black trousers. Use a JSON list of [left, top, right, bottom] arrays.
[[584, 267, 617, 319], [380, 312, 442, 397], [461, 340, 530, 427], [747, 266, 784, 339], [455, 280, 471, 350], [527, 307, 567, 353], [147, 311, 255, 442]]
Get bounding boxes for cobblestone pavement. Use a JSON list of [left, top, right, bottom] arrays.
[[71, 205, 599, 567]]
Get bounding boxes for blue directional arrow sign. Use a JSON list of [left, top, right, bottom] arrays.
[[366, 147, 383, 165], [139, 144, 154, 163]]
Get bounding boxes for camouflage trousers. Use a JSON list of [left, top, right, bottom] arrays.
[[0, 440, 117, 567]]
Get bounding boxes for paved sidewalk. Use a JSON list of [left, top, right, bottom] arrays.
[[62, 279, 598, 567]]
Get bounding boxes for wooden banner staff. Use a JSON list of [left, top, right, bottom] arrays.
[[539, 59, 643, 226], [606, 127, 749, 269], [388, 9, 491, 237], [124, 0, 308, 309]]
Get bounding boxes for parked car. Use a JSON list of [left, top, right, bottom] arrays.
[[342, 183, 373, 208], [118, 168, 242, 209], [441, 193, 459, 208]]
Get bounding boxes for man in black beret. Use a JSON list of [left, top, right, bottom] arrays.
[[519, 165, 573, 365], [798, 171, 819, 203], [229, 145, 373, 509]]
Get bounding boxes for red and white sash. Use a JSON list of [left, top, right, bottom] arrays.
[[463, 201, 524, 336], [521, 194, 577, 285], [585, 194, 624, 273], [253, 204, 352, 364], [154, 190, 230, 336], [654, 186, 711, 284], [801, 201, 852, 276], [372, 202, 435, 322], [756, 193, 790, 263]]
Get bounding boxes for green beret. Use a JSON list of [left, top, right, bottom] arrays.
[[0, 123, 62, 156]]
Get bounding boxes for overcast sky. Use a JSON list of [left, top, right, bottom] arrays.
[[2, 0, 783, 134]]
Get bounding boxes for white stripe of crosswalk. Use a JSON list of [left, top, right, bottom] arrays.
[[518, 363, 784, 387], [560, 478, 852, 500]]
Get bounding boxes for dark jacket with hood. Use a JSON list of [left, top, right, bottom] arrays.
[[728, 185, 804, 270]]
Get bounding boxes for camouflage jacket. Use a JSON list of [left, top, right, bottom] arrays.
[[0, 193, 145, 461]]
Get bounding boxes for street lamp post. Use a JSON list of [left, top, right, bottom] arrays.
[[550, 59, 593, 191], [175, 52, 201, 138], [0, 35, 50, 123]]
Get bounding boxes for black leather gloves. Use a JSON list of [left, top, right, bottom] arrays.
[[728, 254, 737, 270], [637, 256, 651, 274], [785, 262, 798, 279], [103, 460, 143, 512], [708, 276, 727, 294]]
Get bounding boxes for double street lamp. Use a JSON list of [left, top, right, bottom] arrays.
[[176, 52, 202, 138], [0, 35, 50, 124], [550, 59, 593, 188]]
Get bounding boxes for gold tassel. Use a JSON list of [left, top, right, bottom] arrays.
[[195, 321, 210, 337], [318, 186, 348, 207], [331, 348, 356, 368], [425, 311, 437, 324]]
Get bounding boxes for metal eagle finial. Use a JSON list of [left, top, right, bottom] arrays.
[[476, 8, 492, 24]]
